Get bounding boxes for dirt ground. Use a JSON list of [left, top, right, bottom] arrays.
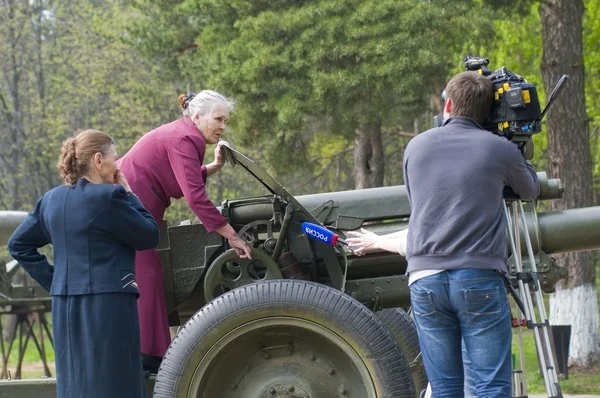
[[2, 361, 55, 379], [6, 361, 600, 397]]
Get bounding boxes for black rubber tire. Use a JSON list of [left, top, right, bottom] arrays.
[[377, 308, 428, 397], [153, 280, 414, 398]]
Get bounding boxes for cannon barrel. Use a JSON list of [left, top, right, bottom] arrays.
[[160, 146, 600, 327], [346, 206, 600, 255], [227, 171, 598, 256], [0, 211, 28, 245], [229, 172, 563, 224], [537, 206, 600, 254]]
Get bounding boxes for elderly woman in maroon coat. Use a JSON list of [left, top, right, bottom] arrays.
[[117, 90, 252, 373]]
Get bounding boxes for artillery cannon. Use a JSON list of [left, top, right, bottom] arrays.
[[0, 212, 53, 386], [149, 147, 585, 398], [0, 147, 598, 398], [0, 211, 49, 305], [0, 212, 27, 247]]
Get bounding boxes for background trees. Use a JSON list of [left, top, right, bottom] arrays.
[[538, 0, 599, 367]]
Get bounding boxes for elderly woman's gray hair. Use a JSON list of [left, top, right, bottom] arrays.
[[178, 90, 235, 118]]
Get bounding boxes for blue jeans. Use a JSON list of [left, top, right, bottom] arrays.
[[462, 339, 476, 398], [411, 269, 512, 398]]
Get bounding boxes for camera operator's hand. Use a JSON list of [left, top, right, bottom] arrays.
[[523, 140, 534, 160]]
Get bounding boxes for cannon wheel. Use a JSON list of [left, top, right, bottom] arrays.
[[154, 280, 414, 398], [203, 248, 283, 303], [377, 308, 428, 397]]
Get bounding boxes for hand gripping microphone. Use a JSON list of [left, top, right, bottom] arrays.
[[301, 222, 352, 290], [301, 222, 347, 247]]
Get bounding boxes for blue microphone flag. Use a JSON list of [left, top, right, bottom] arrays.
[[301, 222, 340, 246]]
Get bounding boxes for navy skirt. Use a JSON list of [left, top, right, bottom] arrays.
[[52, 293, 147, 398]]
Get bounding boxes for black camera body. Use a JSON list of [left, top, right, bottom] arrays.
[[464, 56, 543, 147], [434, 57, 550, 155], [432, 57, 568, 200]]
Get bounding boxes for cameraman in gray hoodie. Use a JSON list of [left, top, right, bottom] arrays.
[[402, 71, 538, 397]]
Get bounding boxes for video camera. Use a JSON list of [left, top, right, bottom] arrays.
[[434, 56, 569, 157]]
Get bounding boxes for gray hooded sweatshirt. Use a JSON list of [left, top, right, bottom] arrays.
[[403, 116, 539, 274]]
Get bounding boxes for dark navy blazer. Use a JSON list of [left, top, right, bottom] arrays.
[[8, 178, 160, 296]]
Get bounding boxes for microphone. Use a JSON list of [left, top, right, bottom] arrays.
[[301, 222, 347, 246]]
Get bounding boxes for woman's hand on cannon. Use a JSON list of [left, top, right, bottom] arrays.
[[217, 224, 253, 259], [214, 140, 229, 168], [227, 234, 252, 259], [206, 140, 230, 177]]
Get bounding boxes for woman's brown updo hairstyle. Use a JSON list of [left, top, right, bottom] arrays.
[[57, 129, 116, 186], [178, 92, 196, 111]]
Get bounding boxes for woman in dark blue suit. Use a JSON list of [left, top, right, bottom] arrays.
[[8, 129, 159, 398]]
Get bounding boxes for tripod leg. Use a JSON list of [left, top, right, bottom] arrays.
[[513, 320, 528, 397], [506, 286, 528, 398], [504, 201, 563, 398], [516, 202, 562, 397], [0, 316, 7, 379]]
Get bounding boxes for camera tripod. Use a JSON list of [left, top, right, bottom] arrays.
[[503, 199, 563, 398]]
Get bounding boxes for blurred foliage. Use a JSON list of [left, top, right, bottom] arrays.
[[128, 0, 495, 188], [0, 0, 598, 213]]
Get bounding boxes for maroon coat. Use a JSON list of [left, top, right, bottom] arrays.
[[117, 116, 227, 357]]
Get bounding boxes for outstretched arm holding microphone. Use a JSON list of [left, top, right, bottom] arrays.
[[300, 222, 408, 256], [345, 228, 408, 257]]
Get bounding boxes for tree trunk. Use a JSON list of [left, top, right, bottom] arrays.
[[353, 123, 385, 189], [539, 0, 600, 367], [1, 0, 26, 210]]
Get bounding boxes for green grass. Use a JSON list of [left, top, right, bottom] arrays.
[[512, 328, 600, 394], [1, 314, 55, 379], [509, 266, 600, 395]]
